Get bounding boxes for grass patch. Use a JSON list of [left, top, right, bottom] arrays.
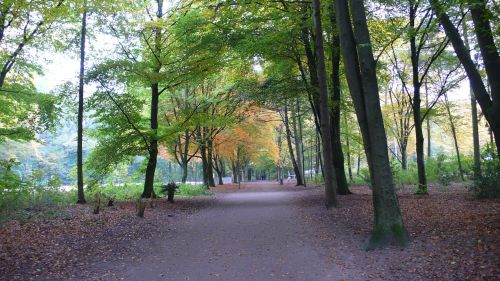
[[177, 183, 211, 196]]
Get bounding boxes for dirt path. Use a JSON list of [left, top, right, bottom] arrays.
[[102, 182, 347, 281], [2, 181, 497, 280]]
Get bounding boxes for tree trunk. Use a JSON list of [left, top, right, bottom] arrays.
[[296, 99, 306, 184], [315, 131, 321, 175], [142, 83, 159, 198], [401, 148, 408, 170], [215, 167, 223, 185], [283, 104, 304, 186], [142, 0, 163, 198], [329, 5, 351, 194], [213, 156, 224, 185], [277, 125, 284, 185], [181, 162, 188, 183], [198, 130, 209, 188], [337, 0, 408, 248], [76, 6, 87, 204], [428, 0, 500, 156], [247, 167, 252, 182], [356, 154, 361, 175], [426, 84, 432, 158], [344, 115, 353, 181], [231, 161, 238, 184], [444, 94, 465, 181], [292, 99, 305, 183], [409, 3, 427, 194], [461, 11, 481, 176], [312, 0, 338, 207], [207, 137, 216, 187]]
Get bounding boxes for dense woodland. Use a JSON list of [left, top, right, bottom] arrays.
[[0, 0, 499, 254]]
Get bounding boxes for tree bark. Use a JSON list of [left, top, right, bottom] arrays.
[[337, 0, 408, 248], [76, 6, 87, 204], [283, 104, 304, 186], [142, 0, 163, 198], [181, 162, 188, 183], [207, 137, 216, 187], [277, 125, 284, 185], [292, 99, 305, 183], [142, 83, 159, 198], [312, 0, 338, 207], [409, 3, 427, 194], [461, 10, 481, 176], [344, 114, 353, 181], [444, 94, 465, 181], [329, 5, 351, 194], [426, 84, 432, 158]]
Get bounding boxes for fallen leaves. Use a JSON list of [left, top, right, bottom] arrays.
[[0, 197, 212, 280], [298, 184, 500, 280]]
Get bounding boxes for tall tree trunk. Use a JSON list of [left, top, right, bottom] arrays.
[[329, 5, 351, 194], [207, 137, 216, 187], [76, 6, 87, 204], [283, 104, 304, 186], [292, 99, 305, 183], [401, 148, 408, 170], [315, 131, 321, 175], [277, 125, 284, 185], [312, 0, 338, 207], [231, 161, 238, 184], [213, 155, 224, 185], [142, 83, 159, 198], [297, 99, 306, 184], [409, 3, 427, 194], [356, 153, 361, 175], [426, 84, 432, 158], [344, 114, 353, 181], [142, 0, 163, 198], [444, 94, 465, 181], [428, 0, 500, 156], [247, 167, 252, 182], [461, 10, 481, 176], [181, 162, 188, 183], [337, 0, 408, 248], [198, 128, 209, 188]]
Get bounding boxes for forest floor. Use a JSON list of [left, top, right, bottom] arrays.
[[0, 181, 498, 280]]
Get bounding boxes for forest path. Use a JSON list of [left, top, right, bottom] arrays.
[[106, 182, 345, 281]]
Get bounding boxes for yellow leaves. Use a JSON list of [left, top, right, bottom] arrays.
[[214, 107, 279, 163]]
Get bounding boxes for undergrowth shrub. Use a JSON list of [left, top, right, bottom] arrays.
[[469, 146, 500, 198], [426, 154, 459, 185], [1, 159, 72, 212], [177, 183, 210, 196]]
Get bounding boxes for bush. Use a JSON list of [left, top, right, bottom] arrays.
[[87, 182, 164, 202], [469, 146, 500, 198], [160, 182, 178, 202], [177, 183, 210, 196], [1, 160, 73, 212], [390, 159, 418, 185], [426, 154, 458, 185]]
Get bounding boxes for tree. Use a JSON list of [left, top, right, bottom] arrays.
[[336, 0, 408, 248], [428, 0, 500, 156], [443, 93, 465, 181], [0, 0, 66, 143], [87, 1, 225, 195], [312, 0, 338, 207], [280, 102, 305, 186], [76, 0, 87, 204]]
